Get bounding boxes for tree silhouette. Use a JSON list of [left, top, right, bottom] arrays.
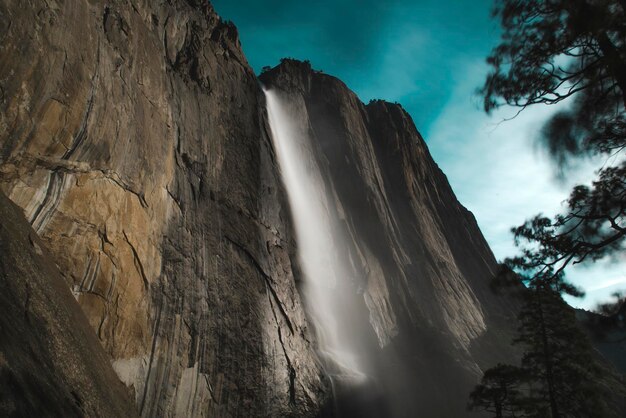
[[473, 2, 625, 415], [516, 286, 610, 418], [468, 364, 529, 417], [484, 0, 626, 117], [506, 163, 626, 295], [483, 0, 626, 294], [470, 286, 613, 417]]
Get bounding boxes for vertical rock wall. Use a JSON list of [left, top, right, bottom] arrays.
[[0, 1, 326, 416], [261, 60, 519, 417]]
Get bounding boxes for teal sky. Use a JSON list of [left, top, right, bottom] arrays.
[[213, 0, 495, 134], [212, 0, 626, 310]]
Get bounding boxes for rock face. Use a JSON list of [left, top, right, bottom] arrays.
[[0, 191, 138, 417], [0, 1, 522, 417], [1, 1, 325, 416], [260, 61, 519, 417]]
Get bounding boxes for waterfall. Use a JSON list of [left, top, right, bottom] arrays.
[[264, 88, 367, 381]]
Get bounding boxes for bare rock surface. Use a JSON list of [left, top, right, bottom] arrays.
[[1, 1, 326, 416], [0, 190, 139, 417]]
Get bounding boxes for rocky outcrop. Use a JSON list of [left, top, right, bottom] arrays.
[[1, 1, 326, 416], [0, 191, 138, 417], [260, 60, 520, 417]]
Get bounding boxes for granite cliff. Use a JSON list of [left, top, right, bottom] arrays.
[[0, 189, 138, 417], [260, 61, 519, 417], [1, 1, 324, 416], [1, 1, 522, 417]]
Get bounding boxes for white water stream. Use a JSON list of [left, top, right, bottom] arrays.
[[264, 88, 367, 380]]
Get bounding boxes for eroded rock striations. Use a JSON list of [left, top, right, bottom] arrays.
[[1, 1, 325, 416], [1, 1, 522, 417], [0, 191, 138, 417]]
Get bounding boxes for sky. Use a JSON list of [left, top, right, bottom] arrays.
[[212, 0, 626, 310]]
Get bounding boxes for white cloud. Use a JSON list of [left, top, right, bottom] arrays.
[[426, 59, 624, 310]]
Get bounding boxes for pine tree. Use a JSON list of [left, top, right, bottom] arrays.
[[474, 2, 625, 414], [515, 286, 609, 418], [484, 0, 626, 293], [470, 286, 612, 417], [468, 364, 529, 417]]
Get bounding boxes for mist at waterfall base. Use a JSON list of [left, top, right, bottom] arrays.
[[265, 88, 396, 417]]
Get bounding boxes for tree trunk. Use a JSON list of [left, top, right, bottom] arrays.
[[537, 294, 561, 418]]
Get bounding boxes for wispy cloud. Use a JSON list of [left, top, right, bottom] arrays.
[[586, 276, 626, 292], [427, 59, 622, 310]]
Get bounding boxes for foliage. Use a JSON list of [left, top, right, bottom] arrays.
[[506, 163, 626, 296], [483, 0, 626, 117], [516, 287, 609, 417], [469, 286, 613, 417], [474, 2, 626, 415], [468, 364, 529, 417], [483, 0, 626, 295]]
